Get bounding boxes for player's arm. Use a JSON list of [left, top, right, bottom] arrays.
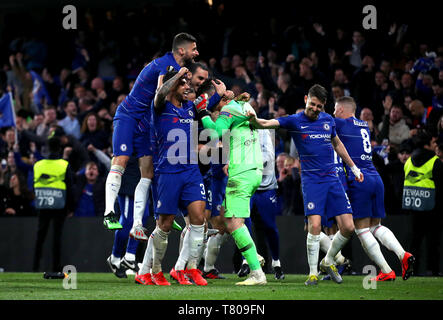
[[331, 135, 364, 182], [206, 80, 226, 111], [154, 67, 189, 109], [157, 74, 164, 90], [246, 111, 280, 129], [200, 112, 232, 138]]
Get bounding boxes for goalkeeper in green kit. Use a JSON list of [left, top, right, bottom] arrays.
[[195, 87, 266, 285]]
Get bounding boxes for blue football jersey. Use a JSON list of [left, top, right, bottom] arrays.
[[277, 112, 337, 181], [116, 52, 180, 121], [152, 100, 199, 174], [334, 117, 379, 179]]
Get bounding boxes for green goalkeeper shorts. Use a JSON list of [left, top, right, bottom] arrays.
[[223, 168, 262, 218]]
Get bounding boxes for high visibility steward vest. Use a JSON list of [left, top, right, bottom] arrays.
[[402, 155, 438, 211], [34, 159, 69, 210]]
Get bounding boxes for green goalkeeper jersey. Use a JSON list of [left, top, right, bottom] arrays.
[[201, 100, 263, 177]]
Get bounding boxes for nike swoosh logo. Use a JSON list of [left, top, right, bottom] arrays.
[[301, 126, 309, 129]]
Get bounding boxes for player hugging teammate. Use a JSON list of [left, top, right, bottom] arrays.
[[105, 32, 415, 287]]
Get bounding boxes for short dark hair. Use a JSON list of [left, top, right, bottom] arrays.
[[172, 33, 197, 52], [196, 78, 215, 97], [413, 129, 433, 149], [308, 84, 328, 104], [187, 62, 209, 74], [48, 136, 62, 154]]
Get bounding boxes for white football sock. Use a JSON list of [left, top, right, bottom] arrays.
[[356, 228, 392, 274], [104, 165, 125, 216], [151, 226, 170, 274], [139, 234, 154, 275], [182, 224, 205, 270], [175, 226, 191, 271], [272, 259, 281, 268], [178, 226, 189, 257], [133, 178, 151, 226], [194, 228, 208, 269], [319, 232, 346, 265], [371, 224, 405, 261], [325, 231, 349, 266], [111, 254, 120, 268], [319, 232, 331, 253], [204, 233, 222, 272], [306, 233, 320, 276], [124, 252, 135, 262]]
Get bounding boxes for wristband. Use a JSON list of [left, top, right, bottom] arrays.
[[350, 165, 361, 178]]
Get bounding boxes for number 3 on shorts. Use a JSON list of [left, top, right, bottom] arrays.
[[200, 183, 206, 195]]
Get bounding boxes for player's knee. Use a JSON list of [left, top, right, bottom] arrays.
[[341, 223, 355, 237], [157, 215, 174, 232], [189, 215, 205, 225], [112, 155, 129, 168]]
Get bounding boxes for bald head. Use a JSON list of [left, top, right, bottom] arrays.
[[409, 99, 425, 117]]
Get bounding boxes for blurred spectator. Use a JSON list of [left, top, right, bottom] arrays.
[[360, 107, 379, 143], [0, 172, 35, 216], [344, 30, 368, 71], [350, 55, 376, 115], [277, 156, 303, 216], [296, 57, 328, 93], [437, 114, 443, 142], [276, 72, 304, 115], [80, 112, 110, 152], [36, 106, 57, 140], [256, 90, 274, 119], [331, 81, 346, 104], [73, 161, 105, 217], [415, 72, 434, 106], [12, 141, 42, 190], [0, 151, 16, 188], [382, 143, 412, 214], [91, 77, 111, 106], [377, 104, 410, 146], [408, 99, 431, 133], [0, 127, 16, 159], [396, 72, 415, 103], [108, 76, 126, 102], [58, 100, 81, 139], [432, 80, 443, 110], [332, 68, 351, 95]]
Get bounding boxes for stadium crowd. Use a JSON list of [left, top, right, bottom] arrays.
[[0, 2, 442, 275]]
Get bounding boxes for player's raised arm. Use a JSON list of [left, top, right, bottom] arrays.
[[331, 135, 364, 182], [246, 111, 280, 129], [154, 67, 189, 109]]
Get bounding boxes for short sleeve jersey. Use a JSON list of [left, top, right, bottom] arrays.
[[334, 117, 379, 179], [118, 52, 180, 121], [277, 111, 337, 181], [152, 100, 199, 174]]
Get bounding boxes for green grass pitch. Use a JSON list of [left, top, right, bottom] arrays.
[[1, 272, 442, 300]]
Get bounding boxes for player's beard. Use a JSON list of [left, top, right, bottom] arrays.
[[306, 109, 320, 120], [183, 57, 194, 66]]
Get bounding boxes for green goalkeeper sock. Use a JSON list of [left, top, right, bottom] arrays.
[[232, 225, 260, 271]]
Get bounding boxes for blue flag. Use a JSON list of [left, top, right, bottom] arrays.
[[0, 92, 16, 128]]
